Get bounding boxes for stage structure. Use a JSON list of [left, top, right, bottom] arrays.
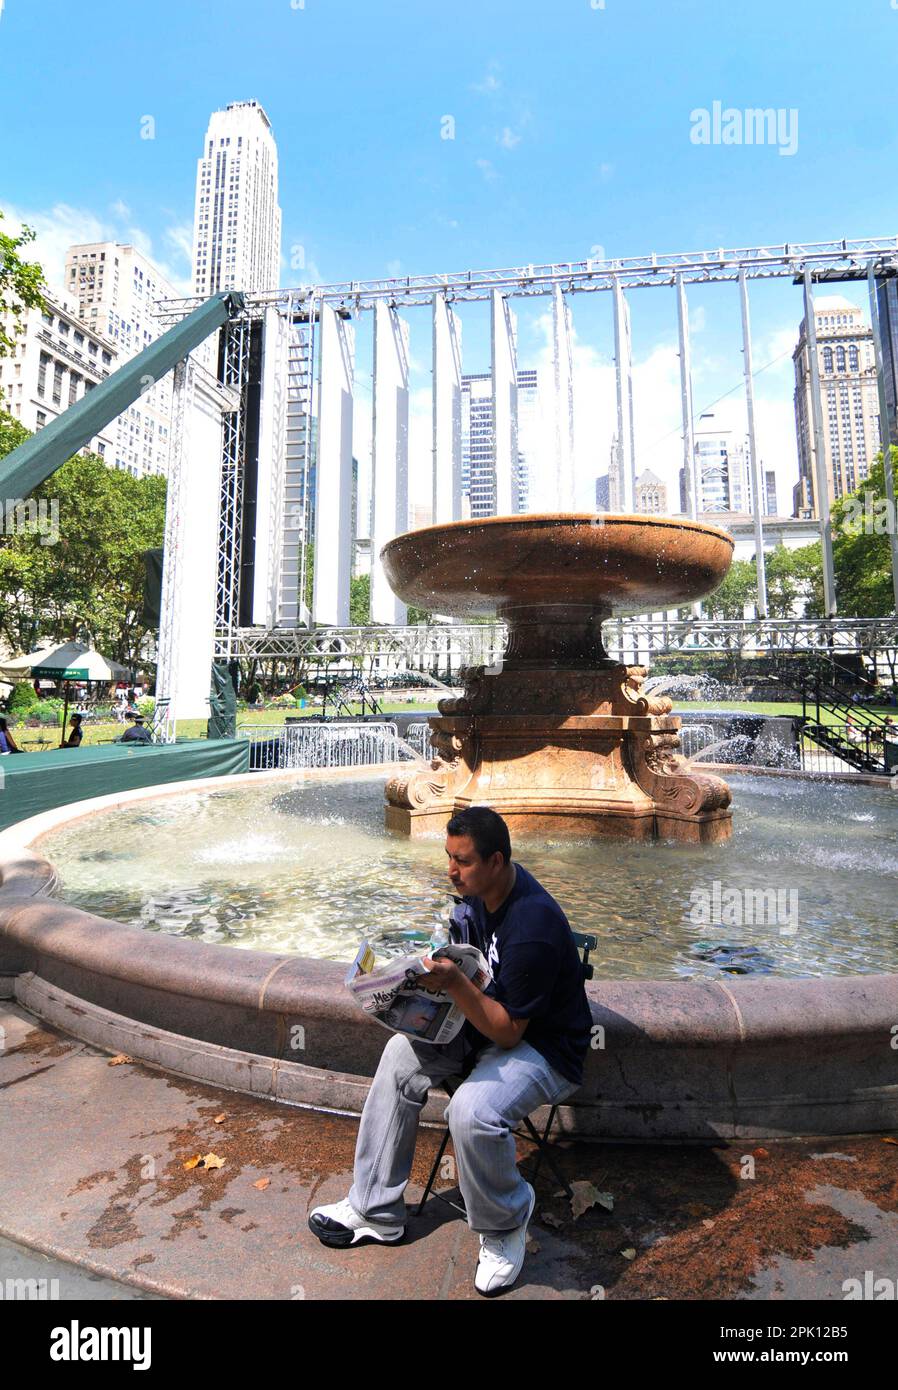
[[150, 238, 898, 726]]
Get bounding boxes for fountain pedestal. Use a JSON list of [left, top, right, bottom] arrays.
[[381, 516, 735, 843]]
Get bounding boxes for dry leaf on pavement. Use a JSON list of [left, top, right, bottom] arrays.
[[569, 1180, 614, 1219]]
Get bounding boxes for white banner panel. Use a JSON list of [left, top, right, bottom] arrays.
[[613, 279, 635, 513], [252, 305, 287, 627], [313, 302, 354, 627], [158, 364, 228, 722], [371, 302, 409, 625], [491, 291, 518, 516], [552, 286, 575, 510], [432, 293, 463, 524]]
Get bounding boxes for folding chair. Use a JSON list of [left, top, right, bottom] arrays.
[[416, 929, 597, 1217]]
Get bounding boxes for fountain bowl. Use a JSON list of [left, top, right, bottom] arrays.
[[382, 513, 736, 842], [381, 513, 734, 619]]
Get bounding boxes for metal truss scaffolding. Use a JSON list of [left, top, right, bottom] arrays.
[[153, 237, 898, 676]]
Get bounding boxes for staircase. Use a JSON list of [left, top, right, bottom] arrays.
[[766, 657, 893, 774]]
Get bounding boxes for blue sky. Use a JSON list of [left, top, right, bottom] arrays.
[[2, 0, 897, 508]]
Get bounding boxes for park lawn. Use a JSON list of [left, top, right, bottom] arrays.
[[11, 698, 892, 751], [11, 699, 440, 750]]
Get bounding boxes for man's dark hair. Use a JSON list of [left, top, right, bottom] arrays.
[[446, 806, 511, 864]]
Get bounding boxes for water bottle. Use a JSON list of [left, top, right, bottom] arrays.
[[429, 921, 450, 951]]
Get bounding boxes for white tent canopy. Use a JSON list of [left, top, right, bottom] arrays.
[[0, 640, 131, 684]]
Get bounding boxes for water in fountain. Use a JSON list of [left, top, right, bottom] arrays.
[[38, 772, 898, 982], [643, 673, 739, 702]]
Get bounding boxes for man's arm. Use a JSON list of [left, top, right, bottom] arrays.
[[419, 958, 528, 1049]]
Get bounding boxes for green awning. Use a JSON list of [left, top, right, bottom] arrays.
[[0, 291, 245, 501]]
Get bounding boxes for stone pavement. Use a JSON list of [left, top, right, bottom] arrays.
[[1, 1000, 897, 1302]]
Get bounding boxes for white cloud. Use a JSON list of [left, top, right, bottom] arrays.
[[386, 258, 402, 278], [1, 200, 194, 297], [476, 158, 498, 183], [498, 127, 521, 150], [472, 63, 501, 95], [598, 162, 614, 182]]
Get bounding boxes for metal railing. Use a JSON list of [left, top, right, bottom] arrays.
[[405, 722, 435, 759], [800, 722, 897, 776], [239, 720, 404, 771]]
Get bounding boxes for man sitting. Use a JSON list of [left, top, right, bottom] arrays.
[[118, 714, 153, 745], [308, 805, 593, 1296]]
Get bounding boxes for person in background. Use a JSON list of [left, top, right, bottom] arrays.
[[0, 717, 22, 754], [118, 714, 153, 745], [60, 713, 84, 749]]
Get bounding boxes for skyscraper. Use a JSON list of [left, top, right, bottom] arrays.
[[681, 410, 752, 514], [461, 368, 540, 517], [793, 295, 881, 518], [64, 242, 176, 477], [192, 100, 282, 297]]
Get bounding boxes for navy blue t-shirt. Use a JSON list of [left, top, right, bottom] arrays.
[[449, 863, 593, 1086]]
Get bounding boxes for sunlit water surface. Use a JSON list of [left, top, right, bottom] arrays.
[[38, 773, 898, 981]]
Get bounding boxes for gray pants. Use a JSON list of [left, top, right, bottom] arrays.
[[348, 1031, 579, 1234]]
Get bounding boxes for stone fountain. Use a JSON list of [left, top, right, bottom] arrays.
[[383, 513, 735, 842]]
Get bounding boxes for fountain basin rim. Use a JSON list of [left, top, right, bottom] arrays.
[[381, 511, 737, 559], [2, 767, 897, 1140]]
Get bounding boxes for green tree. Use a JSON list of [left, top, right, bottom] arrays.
[[0, 417, 167, 667], [350, 571, 370, 625], [0, 211, 46, 357], [703, 557, 757, 619], [828, 452, 897, 616]]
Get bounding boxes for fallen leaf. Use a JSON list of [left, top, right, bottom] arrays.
[[202, 1153, 225, 1170], [183, 1155, 202, 1170], [108, 1054, 132, 1066], [525, 1237, 541, 1253], [253, 1177, 271, 1190], [213, 1114, 226, 1125], [752, 1147, 769, 1159], [702, 1219, 715, 1229], [620, 1248, 636, 1260], [568, 1179, 614, 1219], [882, 1137, 898, 1146], [540, 1210, 564, 1229]]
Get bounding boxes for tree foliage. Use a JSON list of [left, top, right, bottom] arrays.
[[0, 210, 46, 357], [827, 452, 897, 616], [0, 413, 167, 667]]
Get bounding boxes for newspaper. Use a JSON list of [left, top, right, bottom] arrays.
[[345, 940, 491, 1044]]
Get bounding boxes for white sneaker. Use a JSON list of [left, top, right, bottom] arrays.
[[474, 1182, 536, 1296], [308, 1196, 404, 1249]]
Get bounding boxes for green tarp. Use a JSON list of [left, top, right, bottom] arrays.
[[207, 663, 237, 740], [0, 738, 249, 833], [0, 292, 244, 502]]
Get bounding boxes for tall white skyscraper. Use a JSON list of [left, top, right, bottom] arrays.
[[687, 410, 752, 514], [792, 295, 881, 518], [461, 368, 541, 517], [64, 242, 177, 477], [192, 100, 282, 297]]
